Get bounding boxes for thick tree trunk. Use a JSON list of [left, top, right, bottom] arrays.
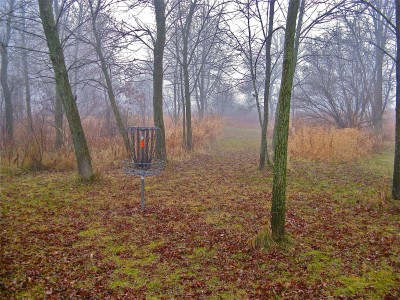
[[393, 0, 400, 200], [291, 0, 305, 130], [38, 0, 93, 179], [89, 0, 130, 153], [1, 0, 15, 145], [152, 0, 167, 160], [259, 0, 276, 170], [271, 0, 300, 241], [53, 0, 64, 149]]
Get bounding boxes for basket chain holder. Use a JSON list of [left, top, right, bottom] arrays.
[[123, 127, 164, 209]]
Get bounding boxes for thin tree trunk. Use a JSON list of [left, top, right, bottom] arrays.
[[374, 48, 384, 135], [153, 0, 167, 160], [73, 2, 83, 98], [271, 0, 300, 241], [259, 0, 276, 170], [393, 0, 400, 200], [21, 2, 33, 132], [1, 0, 15, 145], [180, 66, 186, 147], [183, 57, 193, 151], [173, 62, 178, 126], [89, 0, 130, 153], [182, 2, 196, 152], [38, 0, 93, 179], [54, 89, 64, 148]]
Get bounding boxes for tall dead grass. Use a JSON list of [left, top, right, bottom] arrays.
[[288, 126, 383, 161], [166, 116, 224, 158], [0, 115, 224, 173]]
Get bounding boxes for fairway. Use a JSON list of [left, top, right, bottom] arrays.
[[1, 127, 399, 298]]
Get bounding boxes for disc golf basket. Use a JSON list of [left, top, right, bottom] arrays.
[[123, 127, 164, 209]]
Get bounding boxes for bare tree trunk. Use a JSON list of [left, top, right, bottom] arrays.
[[374, 47, 384, 135], [21, 2, 33, 132], [38, 0, 93, 180], [173, 62, 178, 126], [1, 0, 15, 145], [54, 89, 64, 148], [89, 0, 129, 153], [371, 1, 388, 137], [259, 0, 276, 170], [73, 2, 83, 98], [53, 0, 64, 149], [291, 0, 305, 130], [181, 1, 196, 151], [271, 0, 300, 241], [183, 56, 193, 151], [153, 0, 167, 160], [393, 0, 400, 200], [180, 66, 186, 147]]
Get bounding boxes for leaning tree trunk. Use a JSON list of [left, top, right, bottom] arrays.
[[38, 0, 93, 180], [153, 0, 167, 160], [1, 0, 15, 146], [53, 0, 64, 149], [259, 0, 276, 170], [271, 0, 300, 241], [393, 0, 400, 200], [89, 0, 130, 153]]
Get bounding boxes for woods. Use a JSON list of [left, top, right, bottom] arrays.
[[1, 0, 400, 298]]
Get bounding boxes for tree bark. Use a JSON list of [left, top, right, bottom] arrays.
[[371, 1, 387, 137], [38, 0, 93, 179], [53, 0, 64, 149], [271, 0, 300, 241], [181, 1, 196, 152], [291, 0, 305, 129], [89, 0, 130, 153], [54, 88, 64, 149], [393, 0, 400, 200], [21, 2, 33, 132], [259, 0, 276, 170], [1, 0, 15, 145], [153, 0, 167, 160]]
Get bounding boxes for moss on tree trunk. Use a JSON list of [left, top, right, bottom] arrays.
[[271, 0, 300, 241], [38, 0, 93, 180]]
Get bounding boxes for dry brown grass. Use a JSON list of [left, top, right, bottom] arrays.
[[166, 116, 224, 159], [1, 115, 224, 173], [288, 126, 383, 161]]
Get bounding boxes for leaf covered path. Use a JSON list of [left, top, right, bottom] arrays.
[[1, 127, 400, 299]]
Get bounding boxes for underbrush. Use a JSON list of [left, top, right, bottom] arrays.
[[166, 116, 224, 159], [0, 116, 224, 173], [288, 126, 383, 161]]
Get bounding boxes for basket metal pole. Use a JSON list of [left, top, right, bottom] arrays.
[[141, 176, 145, 209]]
